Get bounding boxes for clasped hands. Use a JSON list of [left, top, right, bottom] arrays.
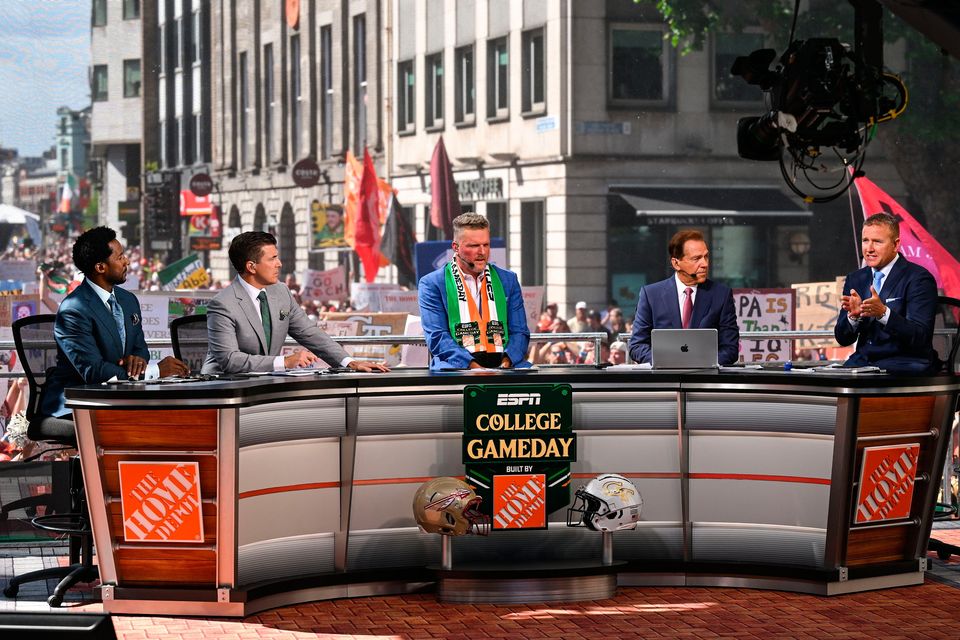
[[119, 355, 190, 379], [283, 348, 390, 373], [841, 286, 887, 321]]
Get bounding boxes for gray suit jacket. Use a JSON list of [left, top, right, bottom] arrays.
[[201, 279, 350, 374]]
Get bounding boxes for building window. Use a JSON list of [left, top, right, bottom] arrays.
[[238, 51, 249, 167], [353, 14, 367, 152], [425, 52, 444, 129], [290, 34, 301, 160], [264, 43, 274, 164], [194, 113, 203, 164], [320, 26, 333, 159], [123, 0, 140, 20], [487, 37, 508, 119], [190, 9, 202, 64], [486, 202, 508, 260], [60, 148, 68, 170], [713, 31, 766, 106], [522, 29, 545, 113], [520, 200, 544, 286], [159, 120, 167, 168], [92, 0, 107, 26], [173, 17, 182, 70], [454, 45, 474, 124], [159, 23, 167, 72], [92, 65, 108, 102], [609, 24, 670, 105], [397, 59, 415, 134], [123, 59, 141, 97]]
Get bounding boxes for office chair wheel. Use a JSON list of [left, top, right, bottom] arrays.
[[3, 584, 19, 597], [47, 593, 63, 607]]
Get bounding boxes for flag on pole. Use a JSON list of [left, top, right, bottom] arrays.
[[355, 148, 384, 282], [58, 175, 76, 214], [342, 151, 364, 248], [381, 193, 417, 287], [853, 175, 960, 302], [429, 136, 461, 239]]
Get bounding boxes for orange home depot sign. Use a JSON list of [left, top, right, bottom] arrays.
[[492, 474, 546, 530], [854, 444, 921, 524], [119, 462, 204, 543]]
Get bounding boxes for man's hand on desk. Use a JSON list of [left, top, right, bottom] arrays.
[[159, 356, 190, 378], [120, 355, 147, 379], [284, 349, 319, 369], [500, 355, 512, 369], [347, 360, 390, 373]]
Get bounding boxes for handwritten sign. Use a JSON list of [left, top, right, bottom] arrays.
[[521, 286, 544, 332], [792, 280, 843, 349], [301, 267, 348, 302], [379, 291, 419, 315], [733, 288, 795, 362]]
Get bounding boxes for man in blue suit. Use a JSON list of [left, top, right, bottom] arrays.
[[40, 227, 189, 419], [835, 213, 940, 373], [418, 213, 529, 370], [628, 229, 740, 365]]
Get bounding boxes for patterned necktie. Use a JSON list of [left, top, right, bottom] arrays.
[[681, 287, 694, 329], [109, 293, 126, 347], [258, 290, 272, 353], [873, 270, 885, 293]]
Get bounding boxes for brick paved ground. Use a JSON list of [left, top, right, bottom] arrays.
[[2, 524, 960, 638]]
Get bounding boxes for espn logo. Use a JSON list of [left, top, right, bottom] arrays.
[[496, 393, 541, 406]]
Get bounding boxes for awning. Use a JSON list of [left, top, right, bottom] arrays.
[[612, 186, 811, 224]]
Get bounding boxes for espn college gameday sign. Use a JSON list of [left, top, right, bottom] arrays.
[[118, 462, 204, 543], [854, 444, 921, 524], [463, 384, 575, 530]]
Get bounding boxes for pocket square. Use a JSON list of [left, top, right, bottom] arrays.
[[130, 313, 141, 325], [279, 309, 290, 321], [885, 297, 900, 303]]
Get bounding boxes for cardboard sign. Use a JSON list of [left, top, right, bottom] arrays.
[[320, 312, 408, 365], [0, 294, 40, 326], [301, 266, 348, 302], [792, 280, 843, 349], [492, 474, 546, 530], [521, 286, 544, 332], [119, 461, 204, 543], [379, 290, 419, 315], [854, 444, 920, 524], [351, 282, 402, 312], [733, 288, 795, 362]]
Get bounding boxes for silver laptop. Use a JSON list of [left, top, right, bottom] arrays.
[[650, 328, 719, 369]]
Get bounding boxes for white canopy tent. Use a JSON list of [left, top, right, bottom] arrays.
[[0, 203, 42, 247]]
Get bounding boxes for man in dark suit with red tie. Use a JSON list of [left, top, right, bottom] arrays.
[[835, 213, 940, 373], [628, 229, 740, 365]]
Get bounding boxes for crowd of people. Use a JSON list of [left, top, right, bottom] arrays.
[[528, 300, 631, 366]]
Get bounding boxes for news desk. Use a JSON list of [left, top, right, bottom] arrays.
[[65, 368, 959, 616]]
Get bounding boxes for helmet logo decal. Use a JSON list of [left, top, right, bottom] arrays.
[[425, 488, 472, 511], [601, 480, 635, 501]]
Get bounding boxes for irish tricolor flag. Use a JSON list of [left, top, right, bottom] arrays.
[[58, 175, 76, 213]]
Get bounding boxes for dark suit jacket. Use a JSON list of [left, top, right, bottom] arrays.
[[834, 256, 940, 373], [40, 279, 150, 418], [628, 276, 740, 365], [418, 264, 530, 370]]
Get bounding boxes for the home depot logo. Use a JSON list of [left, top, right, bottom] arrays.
[[118, 461, 204, 543], [854, 444, 920, 524], [496, 393, 541, 406], [492, 474, 546, 529]]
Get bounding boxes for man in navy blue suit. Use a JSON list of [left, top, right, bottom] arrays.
[[835, 213, 940, 373], [418, 213, 529, 370], [628, 229, 740, 365], [40, 227, 189, 419]]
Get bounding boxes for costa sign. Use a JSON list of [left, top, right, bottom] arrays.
[[292, 158, 321, 188], [189, 173, 214, 197]]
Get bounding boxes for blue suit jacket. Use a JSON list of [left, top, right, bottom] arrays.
[[628, 276, 740, 365], [40, 279, 150, 417], [834, 256, 940, 373], [418, 264, 530, 370]]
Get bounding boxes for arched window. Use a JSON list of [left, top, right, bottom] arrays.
[[278, 203, 296, 277]]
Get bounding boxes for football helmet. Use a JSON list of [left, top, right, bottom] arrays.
[[413, 477, 491, 536], [566, 473, 642, 532]]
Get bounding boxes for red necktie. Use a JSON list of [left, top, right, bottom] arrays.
[[681, 287, 694, 329]]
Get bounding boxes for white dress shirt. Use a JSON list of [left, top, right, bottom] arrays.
[[88, 281, 159, 380], [674, 274, 699, 318]]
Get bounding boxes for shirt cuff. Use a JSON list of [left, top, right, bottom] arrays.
[[878, 306, 891, 325], [273, 356, 285, 371], [340, 357, 354, 367], [144, 363, 160, 380], [846, 315, 861, 328]]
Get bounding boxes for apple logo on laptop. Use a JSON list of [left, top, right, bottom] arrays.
[[680, 344, 689, 353]]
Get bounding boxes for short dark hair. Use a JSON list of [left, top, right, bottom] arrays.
[[73, 226, 117, 275], [229, 231, 277, 274], [453, 213, 489, 240], [668, 229, 705, 261], [863, 212, 900, 239]]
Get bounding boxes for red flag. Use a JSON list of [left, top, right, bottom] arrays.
[[853, 175, 960, 302], [429, 136, 461, 239], [355, 148, 383, 282]]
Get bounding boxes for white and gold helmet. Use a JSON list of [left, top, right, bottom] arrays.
[[566, 473, 642, 532], [413, 477, 491, 536]]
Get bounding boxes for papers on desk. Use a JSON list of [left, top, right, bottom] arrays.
[[270, 369, 321, 377]]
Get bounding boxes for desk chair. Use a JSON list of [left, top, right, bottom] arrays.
[[929, 296, 960, 560], [3, 315, 98, 607], [170, 313, 208, 373]]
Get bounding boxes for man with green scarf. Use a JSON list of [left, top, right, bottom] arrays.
[[418, 213, 530, 370]]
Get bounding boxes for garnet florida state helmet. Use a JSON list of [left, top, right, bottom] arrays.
[[413, 477, 491, 536]]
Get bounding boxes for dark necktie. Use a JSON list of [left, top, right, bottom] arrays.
[[258, 290, 272, 353], [109, 293, 126, 347], [681, 287, 694, 329]]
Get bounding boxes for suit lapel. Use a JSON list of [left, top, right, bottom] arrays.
[[234, 280, 268, 354], [266, 284, 285, 355], [661, 279, 682, 328], [691, 281, 711, 328], [82, 280, 124, 354], [879, 255, 907, 301]]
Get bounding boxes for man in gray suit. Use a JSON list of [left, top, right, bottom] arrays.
[[202, 231, 389, 374]]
